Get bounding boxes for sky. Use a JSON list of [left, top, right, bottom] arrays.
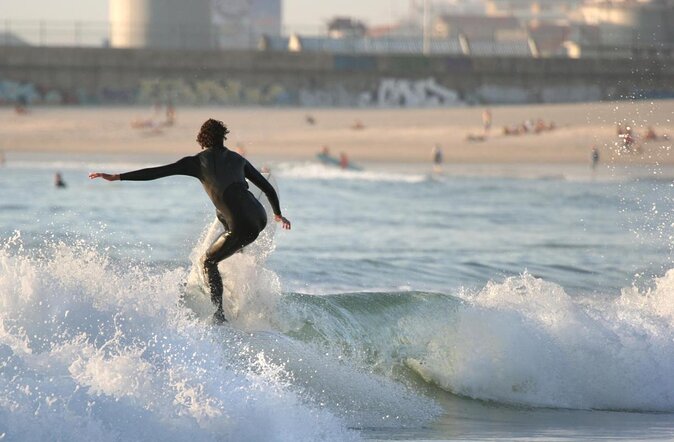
[[0, 0, 413, 31]]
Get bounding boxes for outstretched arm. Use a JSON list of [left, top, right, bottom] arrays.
[[89, 156, 200, 182], [244, 162, 291, 230], [88, 172, 120, 181]]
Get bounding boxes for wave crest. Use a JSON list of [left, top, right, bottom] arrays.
[[0, 236, 359, 441], [408, 273, 674, 411]]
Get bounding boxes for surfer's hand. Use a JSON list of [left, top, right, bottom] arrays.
[[89, 172, 120, 181], [275, 215, 291, 230]]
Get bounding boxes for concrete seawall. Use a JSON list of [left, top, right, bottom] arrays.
[[0, 46, 672, 106]]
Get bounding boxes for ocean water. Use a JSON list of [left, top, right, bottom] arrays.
[[1, 154, 674, 441]]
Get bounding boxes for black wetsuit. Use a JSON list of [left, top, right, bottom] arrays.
[[120, 147, 281, 318]]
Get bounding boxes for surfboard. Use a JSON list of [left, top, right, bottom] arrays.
[[316, 153, 362, 171]]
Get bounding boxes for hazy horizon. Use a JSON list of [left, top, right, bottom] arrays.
[[1, 0, 413, 31]]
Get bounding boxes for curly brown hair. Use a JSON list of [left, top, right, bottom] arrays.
[[197, 118, 230, 149]]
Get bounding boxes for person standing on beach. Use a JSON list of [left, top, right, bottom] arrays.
[[89, 119, 291, 323], [591, 146, 600, 170], [482, 108, 492, 134], [165, 100, 176, 126], [431, 144, 444, 173], [15, 95, 29, 115]]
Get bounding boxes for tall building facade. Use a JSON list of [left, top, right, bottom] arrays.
[[486, 0, 583, 21], [212, 0, 282, 49], [581, 0, 674, 46], [109, 0, 282, 50], [110, 0, 212, 49]]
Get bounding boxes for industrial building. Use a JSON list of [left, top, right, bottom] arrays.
[[109, 0, 283, 50], [212, 0, 282, 49], [486, 0, 584, 20], [109, 0, 213, 49], [0, 0, 670, 56], [580, 0, 674, 46]]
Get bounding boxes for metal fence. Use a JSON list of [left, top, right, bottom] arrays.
[[0, 20, 112, 47], [0, 20, 309, 49], [0, 20, 262, 48], [1, 20, 672, 59], [0, 20, 535, 57]]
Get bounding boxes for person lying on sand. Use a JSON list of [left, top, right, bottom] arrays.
[[644, 126, 669, 141]]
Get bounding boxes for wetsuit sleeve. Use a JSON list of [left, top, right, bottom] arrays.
[[120, 156, 201, 181], [244, 162, 282, 216]]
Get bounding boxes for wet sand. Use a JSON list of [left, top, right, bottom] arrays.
[[1, 100, 673, 165]]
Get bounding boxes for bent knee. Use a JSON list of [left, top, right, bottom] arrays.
[[242, 229, 260, 246]]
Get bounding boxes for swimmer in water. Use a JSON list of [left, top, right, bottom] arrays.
[[54, 172, 67, 188], [89, 119, 291, 323]]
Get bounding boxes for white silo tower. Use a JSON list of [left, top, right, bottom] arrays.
[[110, 0, 213, 50]]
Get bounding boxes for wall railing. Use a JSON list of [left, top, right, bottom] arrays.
[[1, 20, 672, 59]]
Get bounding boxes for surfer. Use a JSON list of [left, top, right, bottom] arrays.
[[89, 118, 291, 323]]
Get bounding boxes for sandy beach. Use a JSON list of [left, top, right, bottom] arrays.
[[1, 100, 673, 165]]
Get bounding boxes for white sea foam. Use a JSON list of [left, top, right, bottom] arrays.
[[5, 211, 673, 442], [274, 162, 428, 183], [256, 268, 674, 412], [0, 234, 360, 442], [183, 220, 441, 428], [407, 272, 674, 411], [0, 226, 443, 441]]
